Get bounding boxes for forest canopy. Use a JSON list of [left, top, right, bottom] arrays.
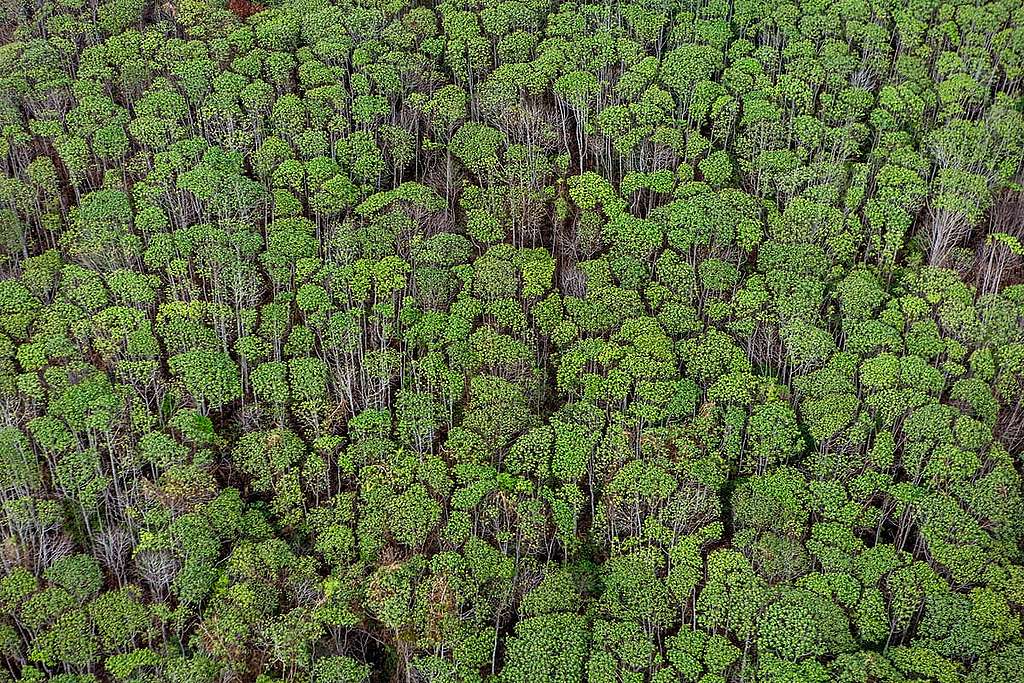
[[1, 0, 1024, 681]]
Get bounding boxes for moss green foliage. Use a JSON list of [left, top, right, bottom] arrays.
[[1, 0, 1024, 681]]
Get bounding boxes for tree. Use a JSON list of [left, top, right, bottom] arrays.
[[499, 614, 590, 683], [169, 350, 242, 412]]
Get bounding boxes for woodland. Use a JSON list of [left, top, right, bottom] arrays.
[[1, 0, 1024, 681]]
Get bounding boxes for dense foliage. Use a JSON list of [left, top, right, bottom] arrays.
[[1, 0, 1024, 681]]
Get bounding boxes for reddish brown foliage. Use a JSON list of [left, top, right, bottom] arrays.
[[228, 0, 263, 19]]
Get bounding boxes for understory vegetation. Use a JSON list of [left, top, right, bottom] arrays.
[[2, 0, 1024, 681]]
